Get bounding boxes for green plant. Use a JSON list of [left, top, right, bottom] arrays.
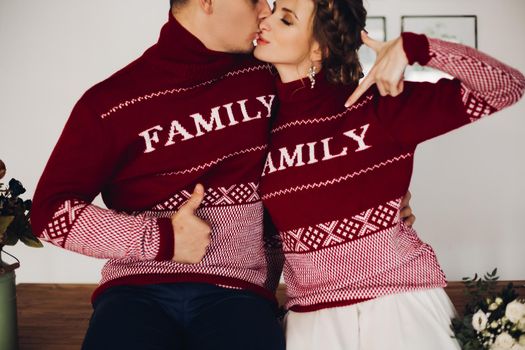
[[451, 269, 525, 349], [0, 159, 42, 248]]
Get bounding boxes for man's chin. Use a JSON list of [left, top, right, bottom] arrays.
[[229, 45, 255, 55]]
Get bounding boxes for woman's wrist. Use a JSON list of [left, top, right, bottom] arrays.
[[401, 32, 431, 66]]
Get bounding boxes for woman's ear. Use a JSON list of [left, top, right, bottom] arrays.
[[310, 41, 323, 64]]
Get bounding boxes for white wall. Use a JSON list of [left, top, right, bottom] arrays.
[[0, 0, 523, 284]]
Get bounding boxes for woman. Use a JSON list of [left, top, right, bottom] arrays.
[[254, 0, 525, 349]]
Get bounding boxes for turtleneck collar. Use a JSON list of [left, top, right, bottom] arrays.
[[274, 68, 357, 124], [145, 11, 250, 83], [276, 68, 334, 104]]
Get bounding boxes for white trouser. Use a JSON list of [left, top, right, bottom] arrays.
[[285, 288, 461, 350]]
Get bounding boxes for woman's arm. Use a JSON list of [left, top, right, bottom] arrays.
[[345, 31, 525, 113], [403, 32, 525, 119], [345, 31, 524, 146]]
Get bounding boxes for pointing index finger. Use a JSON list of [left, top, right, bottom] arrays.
[[361, 31, 382, 53], [344, 74, 374, 108]]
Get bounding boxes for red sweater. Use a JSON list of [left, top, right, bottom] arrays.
[[31, 12, 283, 302], [260, 33, 525, 312]]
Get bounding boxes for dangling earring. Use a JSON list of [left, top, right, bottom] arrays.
[[307, 66, 316, 89]]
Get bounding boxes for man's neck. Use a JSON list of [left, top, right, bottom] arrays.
[[172, 7, 222, 53]]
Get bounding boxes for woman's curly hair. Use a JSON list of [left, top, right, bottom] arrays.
[[312, 0, 367, 85]]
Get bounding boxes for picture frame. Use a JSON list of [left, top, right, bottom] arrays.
[[401, 15, 478, 82]]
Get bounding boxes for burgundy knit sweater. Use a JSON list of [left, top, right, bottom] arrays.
[[31, 12, 283, 302], [260, 33, 525, 312]]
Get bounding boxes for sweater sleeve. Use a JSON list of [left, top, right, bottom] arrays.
[[374, 32, 525, 146], [31, 96, 174, 261]]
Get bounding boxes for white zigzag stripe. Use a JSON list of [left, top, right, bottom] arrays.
[[157, 145, 268, 177], [271, 95, 373, 133], [262, 153, 413, 200], [100, 64, 271, 119]]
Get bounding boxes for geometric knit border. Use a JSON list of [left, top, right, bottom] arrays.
[[281, 198, 400, 253], [426, 38, 521, 121], [144, 182, 261, 213], [283, 220, 447, 310], [99, 201, 283, 293], [40, 199, 88, 247]]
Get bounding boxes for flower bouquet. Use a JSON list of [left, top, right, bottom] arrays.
[[0, 159, 42, 254], [451, 269, 525, 350]]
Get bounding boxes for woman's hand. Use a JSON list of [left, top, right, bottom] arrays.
[[345, 31, 409, 107], [400, 191, 416, 227]]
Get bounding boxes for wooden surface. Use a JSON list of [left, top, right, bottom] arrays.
[[17, 284, 93, 350], [16, 281, 525, 350]]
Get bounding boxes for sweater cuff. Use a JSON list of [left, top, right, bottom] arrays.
[[401, 32, 431, 66], [154, 218, 174, 261]]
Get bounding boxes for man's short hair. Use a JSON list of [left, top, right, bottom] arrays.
[[170, 0, 187, 7]]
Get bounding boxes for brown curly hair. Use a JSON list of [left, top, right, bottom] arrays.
[[312, 0, 367, 85]]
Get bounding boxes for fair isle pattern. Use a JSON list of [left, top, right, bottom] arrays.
[[64, 205, 161, 261], [282, 220, 447, 310], [271, 95, 374, 134], [145, 183, 260, 212], [157, 145, 267, 177], [427, 38, 525, 115], [282, 199, 400, 253], [99, 64, 272, 119], [40, 199, 88, 247], [460, 86, 496, 122], [99, 202, 282, 292], [261, 152, 413, 200]]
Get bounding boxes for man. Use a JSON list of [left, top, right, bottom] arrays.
[[31, 1, 414, 349]]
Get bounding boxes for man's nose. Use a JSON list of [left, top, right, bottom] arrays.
[[259, 17, 271, 31]]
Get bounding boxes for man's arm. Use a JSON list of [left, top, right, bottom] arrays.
[[31, 96, 210, 263]]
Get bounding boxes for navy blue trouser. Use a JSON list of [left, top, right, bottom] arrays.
[[82, 283, 285, 350]]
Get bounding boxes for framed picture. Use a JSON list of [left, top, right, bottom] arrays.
[[401, 15, 478, 82], [359, 16, 386, 76]]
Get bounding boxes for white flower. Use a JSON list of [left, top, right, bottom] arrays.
[[491, 321, 500, 329], [496, 298, 504, 305], [490, 303, 500, 311], [472, 310, 489, 331], [506, 300, 525, 323], [491, 332, 516, 350], [510, 344, 525, 350]]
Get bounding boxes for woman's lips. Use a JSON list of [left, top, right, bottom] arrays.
[[253, 33, 269, 47], [257, 35, 270, 45]]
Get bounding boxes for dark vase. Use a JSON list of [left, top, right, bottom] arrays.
[[0, 246, 20, 350]]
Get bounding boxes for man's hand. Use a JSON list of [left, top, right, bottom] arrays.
[[400, 190, 416, 227], [171, 184, 211, 264], [345, 31, 409, 107]]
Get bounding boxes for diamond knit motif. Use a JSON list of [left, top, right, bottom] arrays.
[[282, 199, 399, 253]]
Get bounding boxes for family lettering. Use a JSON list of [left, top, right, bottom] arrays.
[[139, 95, 275, 153], [262, 123, 372, 176]]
